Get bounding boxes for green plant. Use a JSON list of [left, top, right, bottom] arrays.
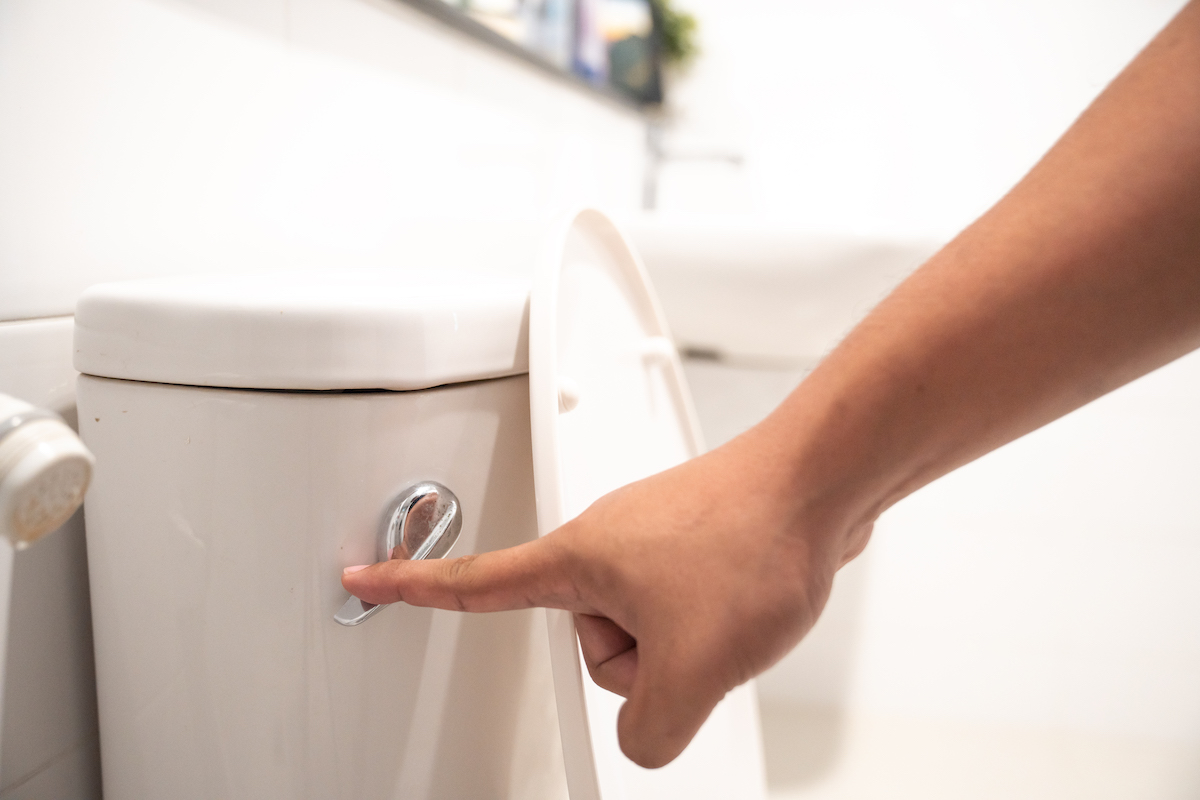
[[650, 0, 699, 69]]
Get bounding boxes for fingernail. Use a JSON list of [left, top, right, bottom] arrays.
[[343, 565, 370, 575]]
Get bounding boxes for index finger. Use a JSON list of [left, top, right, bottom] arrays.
[[340, 534, 591, 614]]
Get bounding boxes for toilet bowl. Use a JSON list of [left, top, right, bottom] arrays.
[[75, 211, 766, 799]]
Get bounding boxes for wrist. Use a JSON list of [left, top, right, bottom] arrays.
[[733, 378, 901, 567]]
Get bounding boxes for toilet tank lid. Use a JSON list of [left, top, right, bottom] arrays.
[[73, 269, 531, 391]]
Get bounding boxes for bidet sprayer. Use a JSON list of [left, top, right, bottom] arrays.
[[0, 393, 94, 548]]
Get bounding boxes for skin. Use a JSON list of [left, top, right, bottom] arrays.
[[345, 0, 1200, 770]]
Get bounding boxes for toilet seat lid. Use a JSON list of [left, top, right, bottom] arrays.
[[528, 209, 767, 800]]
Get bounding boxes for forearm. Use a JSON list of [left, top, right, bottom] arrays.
[[764, 0, 1200, 541]]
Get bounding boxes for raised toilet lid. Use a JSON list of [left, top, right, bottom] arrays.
[[529, 209, 768, 800]]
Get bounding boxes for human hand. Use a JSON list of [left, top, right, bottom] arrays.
[[341, 427, 871, 768]]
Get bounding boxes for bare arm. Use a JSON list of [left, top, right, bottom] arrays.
[[345, 0, 1200, 769], [788, 0, 1200, 536]]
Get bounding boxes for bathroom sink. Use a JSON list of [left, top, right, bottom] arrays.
[[622, 213, 940, 367]]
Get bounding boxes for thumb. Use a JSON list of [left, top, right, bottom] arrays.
[[341, 535, 587, 614], [615, 637, 726, 769]]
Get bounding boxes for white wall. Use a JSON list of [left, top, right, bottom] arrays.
[[0, 1, 646, 795], [0, 0, 646, 321], [655, 0, 1188, 238]]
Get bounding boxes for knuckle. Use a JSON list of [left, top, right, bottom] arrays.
[[542, 535, 587, 602]]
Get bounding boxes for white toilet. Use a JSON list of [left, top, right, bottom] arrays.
[[75, 211, 766, 800]]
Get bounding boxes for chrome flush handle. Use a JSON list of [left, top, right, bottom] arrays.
[[334, 481, 463, 627]]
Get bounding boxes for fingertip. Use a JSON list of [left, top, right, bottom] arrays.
[[341, 563, 375, 594]]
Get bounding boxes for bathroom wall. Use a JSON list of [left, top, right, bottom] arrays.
[[0, 0, 645, 321], [0, 1, 645, 794], [653, 0, 1189, 239]]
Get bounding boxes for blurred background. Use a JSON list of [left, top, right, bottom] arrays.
[[1, 0, 1198, 797]]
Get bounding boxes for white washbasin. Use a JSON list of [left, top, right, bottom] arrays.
[[621, 213, 940, 366]]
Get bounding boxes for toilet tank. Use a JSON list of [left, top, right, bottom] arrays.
[[75, 270, 568, 800]]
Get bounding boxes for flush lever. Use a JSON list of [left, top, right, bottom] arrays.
[[334, 481, 463, 627]]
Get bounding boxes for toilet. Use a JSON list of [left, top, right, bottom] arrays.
[[75, 210, 766, 800]]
